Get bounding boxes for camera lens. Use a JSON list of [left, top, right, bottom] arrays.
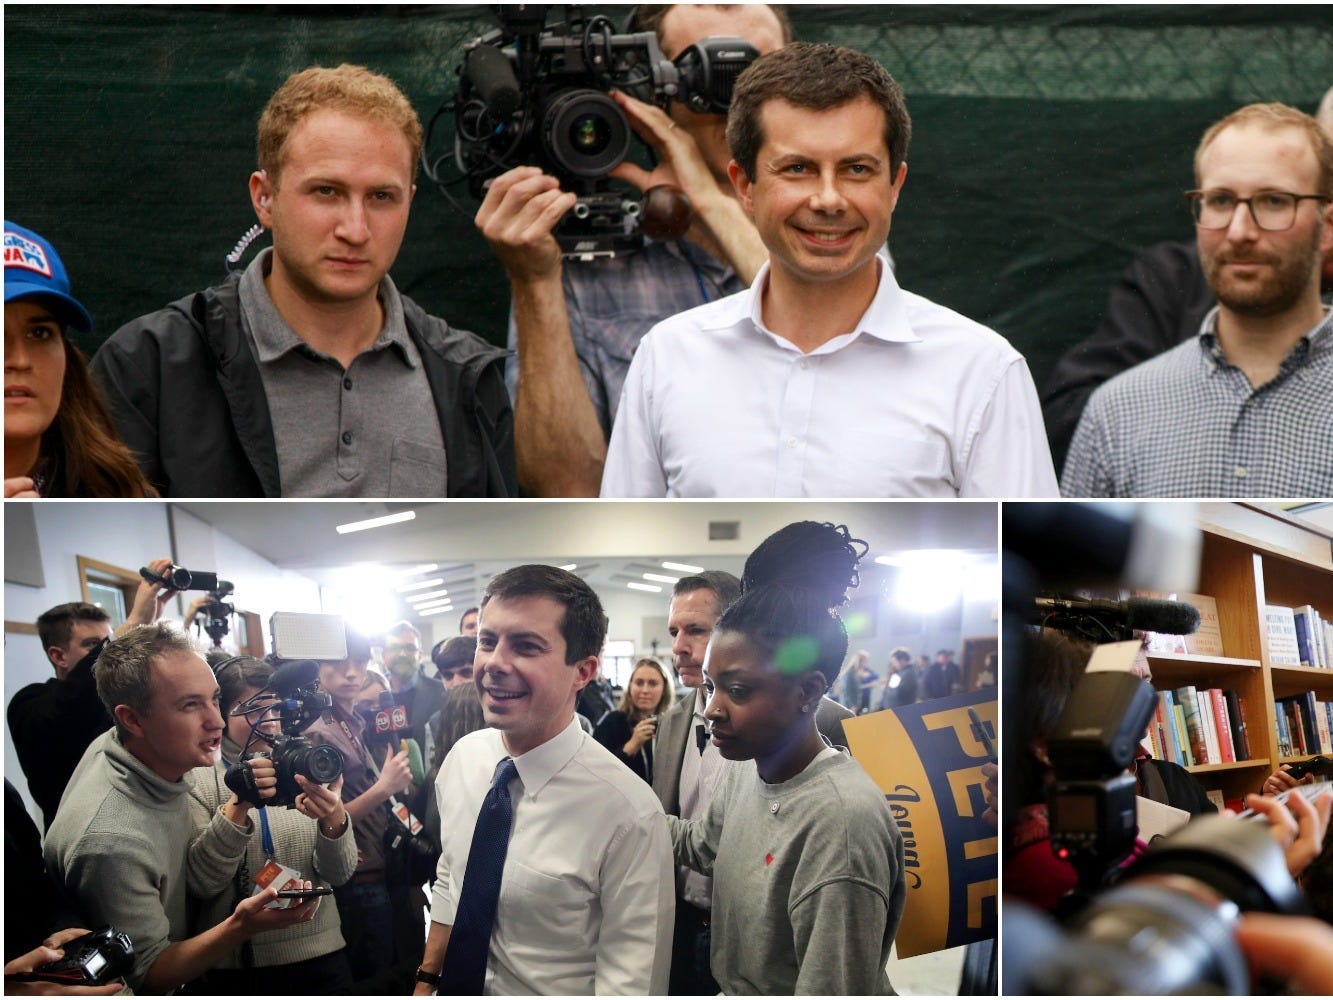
[[542, 88, 631, 178], [301, 744, 344, 784], [166, 566, 193, 589]]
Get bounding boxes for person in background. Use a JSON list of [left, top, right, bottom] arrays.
[[458, 607, 479, 637], [878, 646, 918, 711], [668, 522, 905, 993], [185, 655, 357, 993], [593, 657, 675, 784], [4, 220, 154, 498]]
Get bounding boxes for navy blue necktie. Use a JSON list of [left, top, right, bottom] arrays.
[[442, 756, 518, 995]]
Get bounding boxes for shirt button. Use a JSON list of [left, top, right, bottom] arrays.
[[1234, 466, 1248, 478], [342, 431, 353, 445], [787, 437, 798, 448], [343, 377, 353, 390], [770, 802, 780, 815], [799, 360, 808, 370]]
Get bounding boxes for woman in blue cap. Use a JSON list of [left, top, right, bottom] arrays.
[[4, 221, 153, 496]]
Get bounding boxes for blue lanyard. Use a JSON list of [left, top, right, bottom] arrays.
[[224, 755, 275, 859]]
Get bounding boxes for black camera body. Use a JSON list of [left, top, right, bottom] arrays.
[[139, 563, 235, 646], [448, 4, 757, 257], [225, 660, 343, 808], [28, 927, 133, 987]]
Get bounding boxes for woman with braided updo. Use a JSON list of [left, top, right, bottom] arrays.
[[667, 521, 906, 995]]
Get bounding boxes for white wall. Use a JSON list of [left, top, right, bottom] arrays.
[[3, 502, 321, 824]]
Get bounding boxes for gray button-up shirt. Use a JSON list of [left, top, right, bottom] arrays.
[[239, 251, 447, 497], [1061, 304, 1333, 497]]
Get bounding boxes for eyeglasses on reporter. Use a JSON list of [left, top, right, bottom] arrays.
[[1186, 188, 1329, 231]]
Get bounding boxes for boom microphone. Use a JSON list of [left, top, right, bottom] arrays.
[[1034, 595, 1201, 641], [464, 45, 522, 120]]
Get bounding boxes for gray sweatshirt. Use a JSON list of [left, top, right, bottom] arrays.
[[184, 736, 358, 968], [668, 749, 905, 995], [43, 729, 251, 993]]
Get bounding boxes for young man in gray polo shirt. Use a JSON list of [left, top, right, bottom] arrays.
[[92, 64, 515, 498]]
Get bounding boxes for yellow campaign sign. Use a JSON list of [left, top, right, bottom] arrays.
[[843, 689, 998, 959]]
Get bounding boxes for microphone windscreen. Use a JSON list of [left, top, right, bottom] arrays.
[[270, 659, 320, 697], [466, 46, 521, 119], [1126, 597, 1201, 635]]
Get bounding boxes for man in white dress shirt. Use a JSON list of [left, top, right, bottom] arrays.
[[601, 42, 1058, 498], [414, 565, 673, 995]]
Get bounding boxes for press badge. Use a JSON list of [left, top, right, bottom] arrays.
[[253, 858, 304, 909]]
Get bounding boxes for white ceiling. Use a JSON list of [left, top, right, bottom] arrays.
[[173, 500, 999, 622]]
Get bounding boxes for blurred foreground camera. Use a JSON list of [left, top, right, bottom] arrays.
[[22, 927, 133, 987]]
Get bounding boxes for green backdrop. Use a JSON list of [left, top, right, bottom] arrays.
[[6, 4, 1331, 395]]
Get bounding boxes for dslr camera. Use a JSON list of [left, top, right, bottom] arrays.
[[224, 613, 348, 808], [433, 4, 758, 257]]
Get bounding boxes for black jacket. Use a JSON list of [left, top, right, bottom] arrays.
[[90, 278, 517, 497]]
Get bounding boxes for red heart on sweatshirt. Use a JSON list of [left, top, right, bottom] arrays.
[[765, 853, 775, 866]]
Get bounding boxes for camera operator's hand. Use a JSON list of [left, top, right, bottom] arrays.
[[623, 717, 657, 756], [2, 929, 123, 996], [184, 593, 211, 625], [1263, 763, 1315, 797], [1244, 788, 1333, 877], [4, 476, 41, 498], [1235, 912, 1333, 994], [374, 745, 412, 797], [608, 90, 766, 284], [475, 166, 578, 284], [222, 755, 278, 825], [117, 556, 176, 635], [295, 773, 349, 837], [231, 885, 320, 937]]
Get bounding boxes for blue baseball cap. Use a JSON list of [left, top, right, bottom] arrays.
[[4, 220, 93, 332]]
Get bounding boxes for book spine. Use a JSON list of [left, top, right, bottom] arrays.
[[1294, 609, 1315, 667], [1299, 692, 1319, 755], [1160, 691, 1180, 764], [1174, 703, 1193, 767], [1209, 688, 1236, 763], [1200, 688, 1221, 765], [1177, 686, 1208, 765], [1316, 698, 1332, 756], [1275, 702, 1292, 758], [1226, 689, 1250, 761]]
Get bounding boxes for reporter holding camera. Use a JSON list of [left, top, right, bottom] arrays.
[[593, 657, 674, 784], [43, 624, 321, 994], [185, 656, 356, 993], [476, 4, 788, 497]]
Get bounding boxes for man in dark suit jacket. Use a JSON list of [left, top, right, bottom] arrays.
[[652, 571, 852, 993]]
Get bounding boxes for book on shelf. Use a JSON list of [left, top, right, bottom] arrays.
[[1225, 689, 1252, 761], [1176, 686, 1210, 764], [1208, 688, 1237, 763], [1265, 605, 1303, 667], [1293, 606, 1321, 667], [1138, 591, 1224, 657], [1274, 703, 1293, 757], [1199, 688, 1221, 764]]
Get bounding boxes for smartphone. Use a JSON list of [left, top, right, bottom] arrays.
[[276, 886, 333, 900]]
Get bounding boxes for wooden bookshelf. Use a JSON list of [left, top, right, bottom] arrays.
[[1153, 504, 1333, 803]]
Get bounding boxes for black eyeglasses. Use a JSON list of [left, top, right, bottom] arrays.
[[1186, 189, 1328, 232]]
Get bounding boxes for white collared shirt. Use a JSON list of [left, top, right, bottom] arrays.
[[600, 256, 1058, 498], [676, 690, 730, 910], [430, 717, 674, 995]]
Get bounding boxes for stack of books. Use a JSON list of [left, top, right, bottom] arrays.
[[1273, 691, 1333, 758], [1146, 686, 1250, 767]]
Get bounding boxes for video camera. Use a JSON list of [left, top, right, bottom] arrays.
[[224, 613, 348, 809], [139, 563, 235, 647], [426, 4, 758, 258]]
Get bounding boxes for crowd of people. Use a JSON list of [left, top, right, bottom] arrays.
[[833, 646, 996, 716], [7, 6, 1330, 501], [5, 519, 912, 995]]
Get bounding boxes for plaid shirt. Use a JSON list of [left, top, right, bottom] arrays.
[[1061, 304, 1333, 497], [504, 238, 741, 436]]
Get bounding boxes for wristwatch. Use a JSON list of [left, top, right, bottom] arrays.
[[415, 967, 442, 987]]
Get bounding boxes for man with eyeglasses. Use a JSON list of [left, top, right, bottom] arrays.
[[1062, 102, 1333, 498], [381, 620, 444, 749]]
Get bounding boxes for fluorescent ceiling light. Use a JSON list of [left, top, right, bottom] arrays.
[[662, 561, 703, 573], [414, 600, 454, 613], [628, 582, 662, 593], [397, 578, 445, 593], [643, 572, 679, 584], [336, 510, 416, 534], [559, 563, 578, 571], [406, 589, 450, 603], [420, 605, 456, 617], [393, 563, 438, 578]]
